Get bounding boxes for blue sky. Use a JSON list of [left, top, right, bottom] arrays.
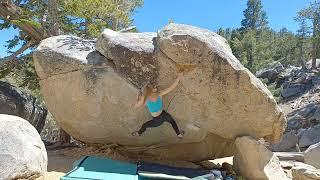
[[133, 0, 313, 32], [0, 0, 314, 57]]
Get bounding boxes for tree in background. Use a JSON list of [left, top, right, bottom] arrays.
[[297, 1, 320, 69], [309, 1, 320, 69], [241, 0, 268, 30], [218, 0, 313, 72], [0, 0, 143, 145], [0, 0, 142, 92], [64, 0, 142, 37], [228, 0, 270, 72], [0, 0, 142, 64], [273, 28, 300, 66], [295, 11, 311, 69]]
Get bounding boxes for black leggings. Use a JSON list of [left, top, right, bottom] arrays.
[[138, 111, 181, 135]]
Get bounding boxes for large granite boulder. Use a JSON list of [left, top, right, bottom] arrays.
[[270, 131, 298, 152], [292, 162, 320, 180], [0, 81, 47, 132], [0, 114, 47, 179], [286, 103, 320, 132], [299, 125, 320, 148], [33, 24, 286, 161], [233, 136, 288, 180], [305, 142, 320, 169]]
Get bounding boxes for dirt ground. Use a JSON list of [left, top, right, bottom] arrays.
[[39, 146, 132, 180], [47, 150, 79, 173], [38, 149, 79, 180]]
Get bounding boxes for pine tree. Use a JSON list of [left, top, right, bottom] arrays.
[[0, 0, 143, 144], [241, 0, 268, 30], [217, 0, 314, 72], [295, 12, 311, 69], [310, 1, 320, 69], [0, 0, 143, 89], [297, 1, 320, 69], [236, 0, 269, 72]]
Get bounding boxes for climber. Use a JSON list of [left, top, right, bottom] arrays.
[[132, 71, 185, 138]]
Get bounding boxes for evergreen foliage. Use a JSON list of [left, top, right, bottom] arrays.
[[0, 0, 143, 95], [217, 0, 318, 73]]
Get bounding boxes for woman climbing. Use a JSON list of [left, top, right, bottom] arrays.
[[132, 72, 184, 138]]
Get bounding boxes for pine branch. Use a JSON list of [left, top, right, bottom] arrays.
[[0, 1, 47, 42], [0, 40, 34, 66]]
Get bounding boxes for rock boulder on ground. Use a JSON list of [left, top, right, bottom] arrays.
[[0, 114, 47, 179], [270, 131, 298, 152], [233, 136, 288, 180], [256, 62, 284, 83], [0, 81, 47, 132], [33, 24, 286, 161], [305, 142, 320, 169], [282, 81, 309, 98], [299, 125, 320, 148], [286, 103, 320, 132], [292, 162, 320, 180], [306, 59, 320, 69]]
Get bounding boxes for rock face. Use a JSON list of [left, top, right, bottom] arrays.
[[280, 68, 315, 99], [305, 142, 320, 169], [270, 131, 298, 152], [292, 162, 320, 180], [306, 59, 320, 69], [256, 62, 284, 83], [33, 24, 286, 161], [96, 29, 158, 88], [233, 136, 288, 180], [299, 125, 320, 148], [287, 103, 320, 132], [0, 81, 47, 132], [282, 82, 310, 98], [0, 114, 47, 179]]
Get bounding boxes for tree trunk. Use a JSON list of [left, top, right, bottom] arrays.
[[48, 0, 71, 143], [48, 0, 60, 36], [312, 46, 317, 69], [0, 1, 46, 42], [299, 39, 307, 69], [312, 18, 318, 69], [247, 47, 254, 71]]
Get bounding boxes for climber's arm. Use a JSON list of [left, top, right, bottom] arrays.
[[159, 73, 183, 96], [134, 92, 145, 108]]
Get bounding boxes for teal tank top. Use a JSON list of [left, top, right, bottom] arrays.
[[146, 96, 163, 113]]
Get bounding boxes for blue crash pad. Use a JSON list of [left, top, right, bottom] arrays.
[[61, 156, 139, 180], [61, 156, 210, 180]]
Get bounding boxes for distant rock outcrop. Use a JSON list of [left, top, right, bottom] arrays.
[[0, 81, 47, 132], [33, 23, 286, 162], [256, 62, 285, 83]]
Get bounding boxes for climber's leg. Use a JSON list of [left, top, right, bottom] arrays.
[[162, 111, 183, 137], [134, 116, 164, 136]]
